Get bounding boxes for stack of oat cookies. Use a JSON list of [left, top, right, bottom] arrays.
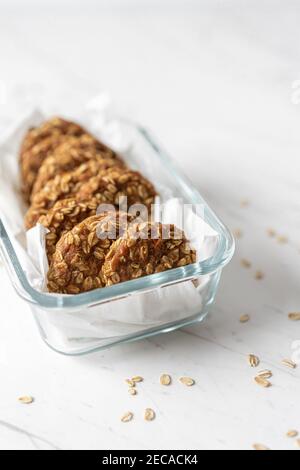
[[20, 117, 196, 294]]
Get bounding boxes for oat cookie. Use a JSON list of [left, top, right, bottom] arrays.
[[20, 117, 87, 202], [21, 134, 66, 202], [20, 117, 85, 154], [25, 159, 114, 229], [38, 198, 100, 262], [25, 165, 156, 230], [47, 212, 135, 294], [101, 222, 197, 286], [31, 134, 124, 198], [77, 168, 157, 210]]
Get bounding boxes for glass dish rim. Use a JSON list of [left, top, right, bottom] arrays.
[[0, 124, 235, 310]]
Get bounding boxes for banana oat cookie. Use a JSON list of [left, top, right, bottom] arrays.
[[25, 159, 117, 229], [25, 165, 156, 230], [101, 222, 197, 286], [20, 117, 85, 154], [31, 134, 124, 198], [20, 117, 86, 202], [76, 167, 157, 210], [38, 198, 100, 262], [47, 212, 135, 294]]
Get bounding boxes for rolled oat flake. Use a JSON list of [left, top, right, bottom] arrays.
[[254, 376, 272, 388], [248, 354, 260, 368], [257, 370, 273, 379], [144, 408, 156, 421], [18, 396, 34, 405], [288, 312, 300, 321], [240, 314, 250, 323], [131, 376, 144, 383], [179, 376, 195, 386], [287, 430, 298, 438], [121, 412, 134, 423], [253, 443, 270, 451], [160, 374, 172, 386]]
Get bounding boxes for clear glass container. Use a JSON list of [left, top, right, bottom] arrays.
[[0, 123, 235, 355]]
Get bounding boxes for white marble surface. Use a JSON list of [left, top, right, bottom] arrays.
[[0, 0, 300, 450]]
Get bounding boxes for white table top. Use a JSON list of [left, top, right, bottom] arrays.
[[0, 1, 299, 450]]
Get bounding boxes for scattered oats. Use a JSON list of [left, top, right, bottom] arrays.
[[296, 439, 300, 449], [179, 376, 195, 387], [125, 379, 135, 387], [267, 228, 276, 238], [282, 359, 297, 369], [277, 235, 288, 245], [18, 396, 34, 405], [131, 376, 144, 383], [240, 314, 250, 323], [121, 412, 134, 423], [128, 388, 137, 396], [248, 354, 260, 368], [253, 443, 270, 451], [257, 370, 273, 379], [144, 408, 156, 421], [241, 258, 252, 269], [255, 270, 264, 280], [240, 199, 250, 208], [254, 376, 272, 388], [160, 374, 172, 386], [287, 430, 298, 438], [233, 229, 243, 239], [288, 312, 300, 321]]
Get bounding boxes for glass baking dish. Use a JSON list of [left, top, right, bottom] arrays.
[[0, 122, 235, 355]]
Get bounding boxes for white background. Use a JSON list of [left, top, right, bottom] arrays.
[[0, 0, 300, 451]]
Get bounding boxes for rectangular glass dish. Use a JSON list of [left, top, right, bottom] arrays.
[[0, 122, 235, 355]]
